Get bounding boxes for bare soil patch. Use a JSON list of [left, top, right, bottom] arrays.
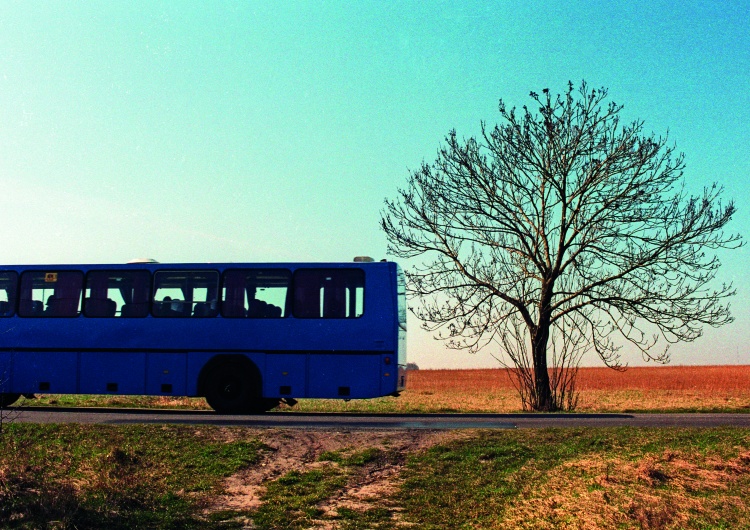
[[209, 428, 460, 516]]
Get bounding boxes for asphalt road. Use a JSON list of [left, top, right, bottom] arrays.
[[6, 407, 750, 429]]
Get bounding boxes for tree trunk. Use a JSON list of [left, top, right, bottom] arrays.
[[531, 283, 555, 411], [531, 322, 554, 411]]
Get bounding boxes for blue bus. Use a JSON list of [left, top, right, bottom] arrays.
[[0, 258, 407, 413]]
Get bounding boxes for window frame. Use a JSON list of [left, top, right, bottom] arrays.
[[0, 270, 18, 317], [292, 268, 365, 319], [151, 269, 220, 318], [83, 269, 152, 318], [18, 270, 84, 318], [221, 268, 292, 319]]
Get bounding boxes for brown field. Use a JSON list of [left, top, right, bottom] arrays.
[[394, 365, 750, 413]]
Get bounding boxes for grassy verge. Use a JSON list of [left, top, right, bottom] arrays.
[[21, 389, 750, 414], [28, 394, 211, 410], [0, 424, 265, 528], [2, 426, 749, 529], [400, 428, 750, 529]]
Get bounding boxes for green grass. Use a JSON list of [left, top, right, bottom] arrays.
[[398, 428, 750, 529], [251, 468, 347, 529], [27, 394, 210, 410], [0, 424, 266, 529], [25, 393, 408, 413], [2, 425, 749, 529], [318, 447, 384, 466]]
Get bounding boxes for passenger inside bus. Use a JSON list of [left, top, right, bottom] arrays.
[[45, 296, 58, 316]]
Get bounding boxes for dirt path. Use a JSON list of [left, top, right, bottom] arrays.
[[208, 428, 462, 525]]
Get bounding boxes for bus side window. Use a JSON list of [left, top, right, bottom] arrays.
[[84, 270, 151, 318], [120, 270, 151, 317], [18, 271, 83, 317], [0, 271, 18, 317], [152, 270, 219, 318], [293, 269, 364, 319], [221, 269, 291, 318]]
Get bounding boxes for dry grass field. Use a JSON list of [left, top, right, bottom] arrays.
[[396, 365, 750, 413]]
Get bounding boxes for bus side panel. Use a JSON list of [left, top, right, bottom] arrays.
[[79, 352, 146, 395], [0, 351, 11, 391], [12, 352, 78, 394], [187, 352, 215, 396], [308, 354, 381, 399], [379, 352, 400, 396], [145, 353, 188, 396], [264, 354, 307, 398]]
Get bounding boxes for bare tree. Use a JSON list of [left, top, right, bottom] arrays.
[[381, 81, 742, 411]]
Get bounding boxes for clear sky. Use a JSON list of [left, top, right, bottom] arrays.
[[0, 1, 748, 369]]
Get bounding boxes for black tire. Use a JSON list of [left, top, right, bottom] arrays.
[[204, 362, 278, 414], [256, 398, 281, 412], [0, 393, 20, 407]]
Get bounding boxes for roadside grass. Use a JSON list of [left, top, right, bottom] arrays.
[[1, 425, 749, 528], [29, 394, 211, 410], [23, 389, 750, 414], [286, 390, 750, 414], [400, 427, 750, 529], [0, 424, 266, 529]]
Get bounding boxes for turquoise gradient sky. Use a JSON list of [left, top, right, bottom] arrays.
[[0, 1, 747, 368]]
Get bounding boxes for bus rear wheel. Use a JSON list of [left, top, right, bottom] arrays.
[[0, 393, 20, 407], [204, 363, 277, 414]]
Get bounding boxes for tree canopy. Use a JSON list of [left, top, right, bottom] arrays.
[[381, 81, 742, 410]]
